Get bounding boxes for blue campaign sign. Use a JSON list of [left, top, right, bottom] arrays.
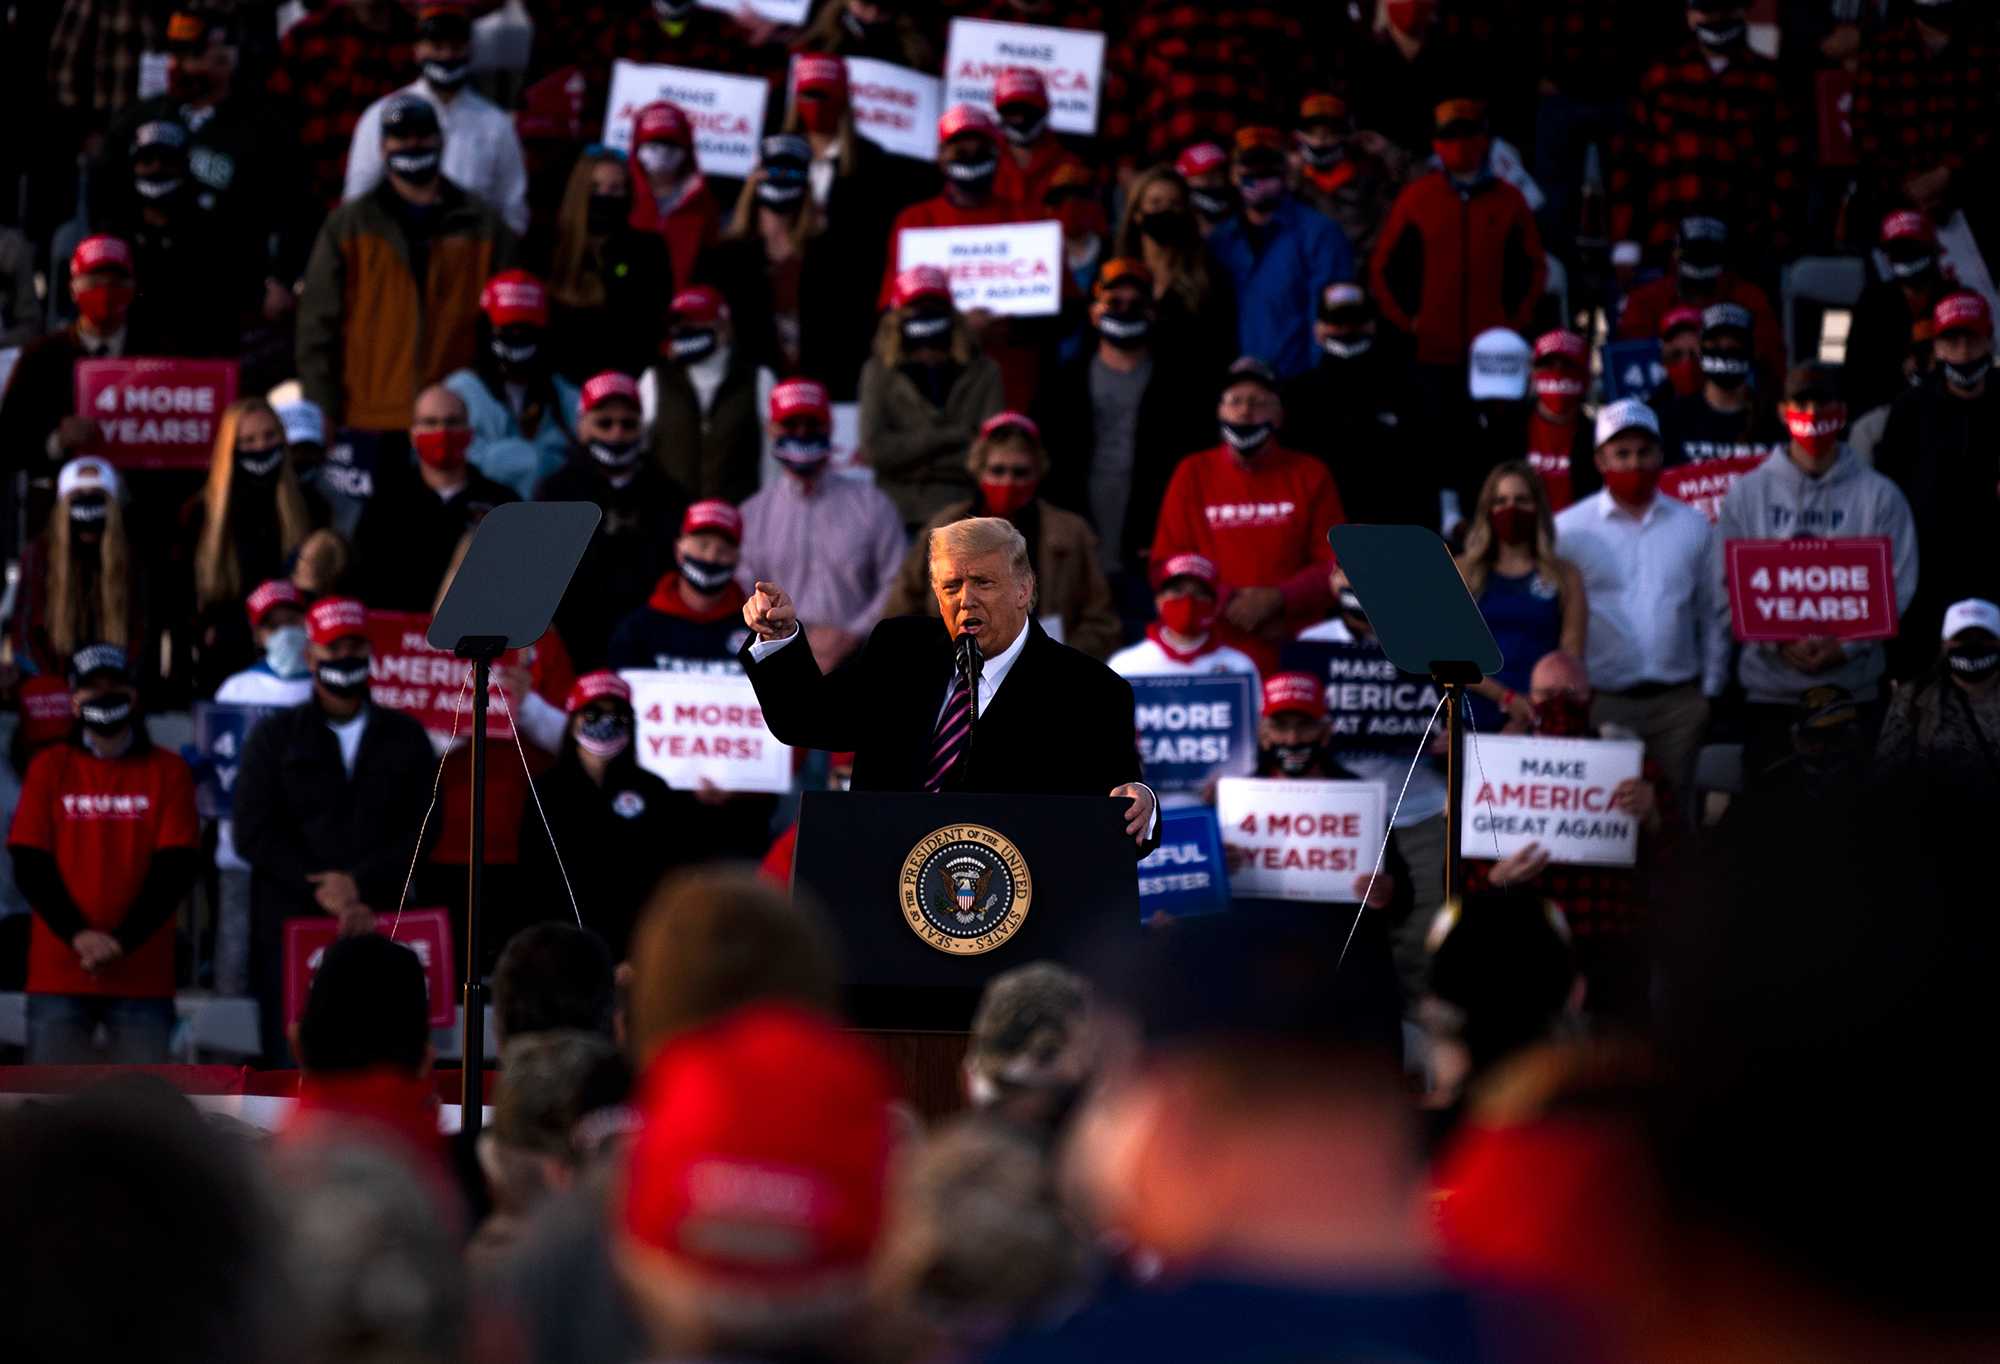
[[190, 702, 280, 819], [1131, 673, 1256, 795], [1279, 637, 1442, 752], [1601, 339, 1665, 403], [1137, 806, 1230, 920]]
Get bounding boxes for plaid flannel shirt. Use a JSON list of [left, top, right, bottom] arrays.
[[549, 7, 780, 140], [1851, 20, 1996, 192], [1101, 2, 1311, 165], [49, 0, 163, 126], [267, 3, 418, 209], [1534, 0, 1683, 102], [1611, 43, 1801, 262]]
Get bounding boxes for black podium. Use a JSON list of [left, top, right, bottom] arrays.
[[793, 791, 1141, 1029]]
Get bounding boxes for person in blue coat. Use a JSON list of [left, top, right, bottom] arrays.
[[444, 269, 580, 499]]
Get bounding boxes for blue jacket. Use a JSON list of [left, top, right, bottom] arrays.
[[1207, 198, 1354, 379], [444, 368, 581, 500]]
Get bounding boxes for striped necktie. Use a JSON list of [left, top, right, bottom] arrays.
[[925, 639, 981, 792]]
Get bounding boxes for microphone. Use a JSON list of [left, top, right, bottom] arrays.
[[955, 633, 984, 727]]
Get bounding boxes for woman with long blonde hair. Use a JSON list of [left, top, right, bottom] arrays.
[[1113, 165, 1235, 370], [10, 456, 143, 684], [704, 135, 824, 379], [546, 147, 675, 381], [1455, 460, 1587, 729]]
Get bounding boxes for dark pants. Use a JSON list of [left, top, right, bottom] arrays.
[[1533, 94, 1624, 264], [26, 994, 175, 1064]]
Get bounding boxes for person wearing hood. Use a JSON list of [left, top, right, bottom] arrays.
[[1109, 552, 1261, 687], [736, 379, 907, 676], [876, 105, 1022, 310], [1614, 215, 1786, 391], [607, 500, 753, 673], [1278, 283, 1423, 526], [639, 285, 761, 502], [443, 269, 580, 499], [7, 643, 199, 1063], [1714, 363, 1920, 779], [1844, 211, 1957, 418], [538, 372, 691, 670], [1290, 91, 1411, 265], [626, 100, 720, 293], [340, 0, 529, 234], [993, 67, 1086, 216], [1657, 302, 1785, 467]]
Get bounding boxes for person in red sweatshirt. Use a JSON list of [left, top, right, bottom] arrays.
[[993, 67, 1085, 214], [1149, 357, 1345, 674], [877, 104, 1021, 310], [1526, 330, 1597, 512], [606, 499, 751, 672], [629, 100, 720, 292]]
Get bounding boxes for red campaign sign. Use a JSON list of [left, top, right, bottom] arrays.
[[283, 909, 457, 1031], [1659, 454, 1768, 525], [74, 357, 239, 469], [1725, 537, 1898, 643], [365, 611, 515, 741]]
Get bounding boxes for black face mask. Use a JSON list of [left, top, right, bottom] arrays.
[[1221, 419, 1273, 453], [1943, 354, 1993, 390], [80, 692, 135, 734], [678, 553, 735, 594], [756, 169, 808, 210], [1701, 348, 1751, 390], [943, 155, 998, 197], [1678, 251, 1724, 287], [1137, 209, 1195, 247], [1098, 311, 1151, 349], [1949, 644, 2000, 683], [669, 327, 719, 364], [1298, 141, 1344, 171], [316, 657, 370, 696], [1264, 741, 1323, 777], [1189, 186, 1235, 220], [773, 434, 832, 473], [388, 148, 442, 186], [491, 330, 541, 367], [1885, 249, 1936, 282], [236, 445, 285, 480], [902, 310, 953, 350], [135, 173, 185, 201], [68, 492, 110, 529], [999, 107, 1048, 146], [586, 194, 627, 234], [588, 438, 642, 470], [1321, 331, 1373, 360], [1692, 13, 1747, 50], [422, 59, 470, 91]]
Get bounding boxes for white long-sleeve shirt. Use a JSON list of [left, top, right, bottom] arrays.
[[1554, 488, 1730, 696], [343, 80, 530, 234]]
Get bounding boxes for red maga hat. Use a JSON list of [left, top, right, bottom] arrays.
[[633, 101, 692, 146], [937, 104, 1000, 146], [978, 410, 1039, 442], [671, 285, 726, 327], [1152, 552, 1219, 590], [565, 670, 632, 714], [246, 579, 305, 628], [580, 371, 642, 418], [1533, 330, 1589, 366], [891, 266, 952, 310], [1262, 671, 1326, 719], [1934, 291, 1993, 337], [480, 269, 548, 328], [1174, 142, 1227, 178], [681, 499, 743, 542], [770, 378, 831, 425], [70, 234, 133, 278], [306, 596, 368, 647], [791, 53, 847, 96], [994, 68, 1048, 110]]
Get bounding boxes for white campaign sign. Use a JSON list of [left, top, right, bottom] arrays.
[[603, 60, 768, 178], [698, 0, 810, 23], [624, 669, 793, 794], [944, 19, 1107, 136], [896, 220, 1063, 317], [1458, 734, 1645, 868], [842, 56, 942, 162], [1216, 777, 1385, 904]]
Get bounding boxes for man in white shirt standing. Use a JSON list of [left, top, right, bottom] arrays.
[[1553, 398, 1729, 799], [341, 0, 529, 234]]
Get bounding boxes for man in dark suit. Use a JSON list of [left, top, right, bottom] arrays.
[[740, 516, 1158, 852]]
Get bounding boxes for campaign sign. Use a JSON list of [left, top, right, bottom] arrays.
[[624, 669, 792, 794], [896, 220, 1063, 317], [1136, 806, 1230, 920], [1660, 453, 1766, 525], [841, 56, 941, 162], [945, 18, 1106, 136], [698, 0, 809, 23], [191, 702, 281, 820], [285, 909, 456, 1031], [1600, 339, 1664, 403], [1131, 674, 1255, 794], [1280, 639, 1443, 753], [1725, 537, 1897, 642], [75, 357, 239, 469], [1217, 777, 1385, 904], [603, 60, 768, 178], [1460, 734, 1643, 869], [365, 611, 515, 741]]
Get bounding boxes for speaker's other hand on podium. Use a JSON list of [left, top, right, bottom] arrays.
[[1113, 781, 1156, 844], [744, 582, 800, 641]]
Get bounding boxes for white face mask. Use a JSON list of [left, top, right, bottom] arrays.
[[264, 624, 309, 678], [635, 143, 687, 178]]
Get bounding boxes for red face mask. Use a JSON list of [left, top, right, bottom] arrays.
[[1784, 404, 1846, 460], [1666, 355, 1702, 398], [1488, 504, 1536, 546], [1603, 466, 1661, 506], [980, 477, 1037, 518], [1433, 135, 1488, 177], [75, 282, 134, 330], [1159, 594, 1218, 639], [413, 427, 472, 471], [797, 96, 845, 135], [1533, 371, 1585, 419]]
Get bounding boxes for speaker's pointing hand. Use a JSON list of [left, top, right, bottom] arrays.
[[745, 582, 799, 640]]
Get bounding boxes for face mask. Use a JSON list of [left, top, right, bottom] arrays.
[[576, 711, 633, 758], [1337, 587, 1372, 634], [1098, 311, 1151, 349], [1238, 175, 1284, 210], [1433, 136, 1487, 177], [1298, 140, 1344, 171], [387, 149, 441, 185], [1266, 741, 1322, 777], [1944, 354, 1993, 389], [1533, 371, 1585, 417], [1221, 420, 1273, 453], [1533, 693, 1592, 737], [756, 172, 807, 210], [491, 333, 540, 367], [943, 156, 999, 195], [422, 59, 470, 91], [1489, 504, 1535, 546], [980, 477, 1038, 518], [316, 656, 371, 696], [587, 193, 627, 234], [774, 434, 832, 474], [1666, 354, 1702, 397], [1886, 250, 1935, 282], [798, 97, 845, 135], [75, 283, 134, 329], [678, 553, 735, 594], [1678, 253, 1724, 286], [1784, 405, 1845, 460], [1693, 16, 1747, 50], [1189, 185, 1235, 220], [135, 174, 184, 200], [1321, 332, 1372, 360], [1701, 348, 1751, 390], [1158, 594, 1217, 639], [1000, 108, 1047, 146], [669, 328, 719, 364], [68, 493, 109, 528], [264, 624, 309, 678], [414, 426, 472, 471], [1948, 644, 2000, 683], [80, 693, 135, 734], [236, 445, 284, 479], [588, 437, 642, 470], [902, 312, 953, 348], [1137, 209, 1195, 246], [635, 143, 687, 178], [1604, 466, 1661, 505]]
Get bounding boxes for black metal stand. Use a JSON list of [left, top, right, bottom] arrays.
[[1431, 664, 1482, 906], [455, 635, 507, 1140]]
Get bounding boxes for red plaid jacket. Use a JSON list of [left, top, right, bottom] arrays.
[[1851, 20, 1997, 193], [1533, 0, 1684, 102], [267, 4, 418, 210], [1611, 43, 1801, 264], [547, 7, 782, 141], [1102, 2, 1312, 165]]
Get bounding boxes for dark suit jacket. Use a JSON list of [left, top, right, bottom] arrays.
[[742, 616, 1155, 853]]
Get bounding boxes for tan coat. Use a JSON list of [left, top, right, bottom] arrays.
[[884, 499, 1123, 661], [857, 313, 1005, 526]]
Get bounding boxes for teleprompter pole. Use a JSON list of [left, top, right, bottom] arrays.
[[1430, 664, 1481, 906], [457, 638, 507, 1140]]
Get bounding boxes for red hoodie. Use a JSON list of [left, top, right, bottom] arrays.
[[877, 193, 1023, 310], [631, 173, 720, 293]]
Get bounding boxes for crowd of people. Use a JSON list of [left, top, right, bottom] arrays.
[[0, 0, 1998, 1356]]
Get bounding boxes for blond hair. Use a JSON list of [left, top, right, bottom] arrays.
[[1113, 165, 1214, 317], [195, 397, 311, 609], [927, 517, 1032, 587], [46, 488, 132, 659], [1457, 460, 1568, 597]]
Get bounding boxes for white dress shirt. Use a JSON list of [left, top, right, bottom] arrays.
[[1554, 488, 1729, 696], [343, 80, 530, 234]]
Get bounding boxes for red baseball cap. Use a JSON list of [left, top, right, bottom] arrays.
[[580, 371, 642, 418], [634, 101, 693, 147], [1934, 291, 1993, 338], [671, 285, 726, 327], [891, 266, 951, 310], [70, 234, 133, 278], [480, 269, 548, 328], [1152, 552, 1219, 591], [1880, 210, 1935, 247], [621, 1005, 896, 1283], [770, 378, 830, 425], [791, 53, 847, 97], [1533, 330, 1589, 367], [1660, 304, 1704, 340], [994, 68, 1048, 110], [978, 410, 1039, 442], [1175, 142, 1227, 178], [937, 104, 999, 147], [1262, 671, 1326, 719], [245, 578, 305, 628], [681, 499, 743, 543], [565, 670, 632, 714], [306, 596, 368, 647]]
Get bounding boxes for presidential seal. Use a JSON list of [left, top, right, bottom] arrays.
[[898, 824, 1032, 956]]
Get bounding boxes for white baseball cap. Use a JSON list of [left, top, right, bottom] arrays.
[[1594, 397, 1660, 448], [276, 398, 327, 448], [56, 455, 122, 501], [1467, 328, 1531, 401], [1941, 598, 2000, 641]]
